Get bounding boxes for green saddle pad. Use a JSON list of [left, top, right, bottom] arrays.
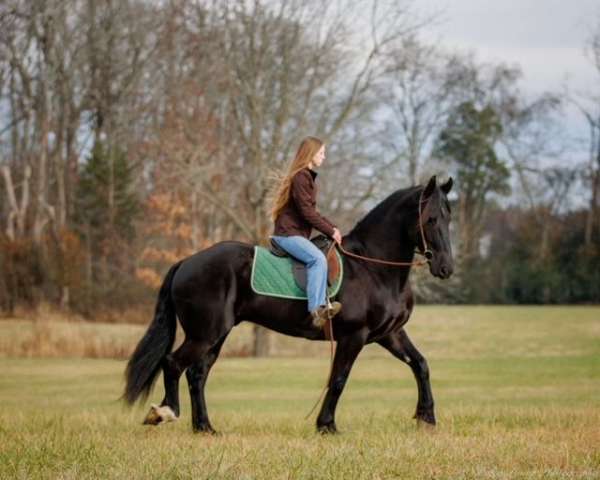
[[251, 246, 343, 300]]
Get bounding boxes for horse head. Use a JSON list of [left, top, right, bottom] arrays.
[[419, 175, 454, 279]]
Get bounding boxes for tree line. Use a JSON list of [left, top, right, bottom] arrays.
[[1, 1, 599, 343]]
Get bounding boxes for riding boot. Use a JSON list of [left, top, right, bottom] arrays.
[[310, 301, 342, 328]]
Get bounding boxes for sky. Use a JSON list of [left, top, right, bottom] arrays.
[[416, 0, 599, 151]]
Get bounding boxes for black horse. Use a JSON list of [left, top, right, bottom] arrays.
[[124, 175, 454, 433]]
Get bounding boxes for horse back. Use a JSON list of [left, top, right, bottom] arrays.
[[171, 241, 254, 303]]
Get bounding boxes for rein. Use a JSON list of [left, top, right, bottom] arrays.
[[337, 188, 433, 267], [337, 244, 429, 267]]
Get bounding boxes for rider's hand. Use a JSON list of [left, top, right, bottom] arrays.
[[332, 227, 342, 245]]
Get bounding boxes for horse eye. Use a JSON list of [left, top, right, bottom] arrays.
[[428, 217, 437, 225]]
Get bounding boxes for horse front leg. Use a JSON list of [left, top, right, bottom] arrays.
[[378, 328, 436, 426], [316, 330, 368, 434]]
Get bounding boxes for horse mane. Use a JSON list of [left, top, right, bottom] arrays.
[[346, 185, 423, 241]]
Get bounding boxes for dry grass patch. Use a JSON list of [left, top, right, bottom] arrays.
[[0, 356, 598, 479], [2, 305, 599, 360]]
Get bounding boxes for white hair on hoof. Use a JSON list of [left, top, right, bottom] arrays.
[[142, 404, 178, 425]]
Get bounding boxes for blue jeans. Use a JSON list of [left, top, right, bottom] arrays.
[[271, 235, 328, 312]]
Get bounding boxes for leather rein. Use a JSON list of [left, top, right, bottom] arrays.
[[336, 188, 433, 267]]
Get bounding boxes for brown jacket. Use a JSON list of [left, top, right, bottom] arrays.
[[273, 168, 336, 238]]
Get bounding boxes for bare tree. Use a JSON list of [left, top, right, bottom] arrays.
[[1, 1, 37, 242], [502, 92, 566, 262], [376, 37, 457, 187], [131, 0, 430, 355], [575, 20, 600, 247], [0, 0, 161, 309]]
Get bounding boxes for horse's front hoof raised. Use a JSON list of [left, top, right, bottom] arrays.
[[142, 404, 178, 425], [317, 422, 338, 434]]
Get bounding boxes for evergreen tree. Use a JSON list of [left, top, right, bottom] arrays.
[[74, 142, 140, 310], [76, 142, 139, 244], [434, 101, 510, 258]]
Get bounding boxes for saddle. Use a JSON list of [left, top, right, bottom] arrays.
[[269, 235, 341, 292]]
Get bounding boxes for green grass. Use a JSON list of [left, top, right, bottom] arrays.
[[1, 306, 599, 479]]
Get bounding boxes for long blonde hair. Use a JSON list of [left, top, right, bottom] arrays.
[[270, 136, 324, 222]]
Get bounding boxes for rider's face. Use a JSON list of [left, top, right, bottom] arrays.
[[312, 145, 326, 168]]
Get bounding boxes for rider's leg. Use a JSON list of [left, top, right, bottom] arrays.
[[271, 235, 327, 312]]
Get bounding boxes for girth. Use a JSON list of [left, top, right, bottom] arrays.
[[269, 235, 341, 292]]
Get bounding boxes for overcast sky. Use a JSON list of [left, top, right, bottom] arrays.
[[418, 0, 598, 91], [416, 0, 599, 149]]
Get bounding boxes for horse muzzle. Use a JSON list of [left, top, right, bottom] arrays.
[[429, 255, 453, 279]]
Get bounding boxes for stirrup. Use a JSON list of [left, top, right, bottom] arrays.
[[311, 301, 341, 329]]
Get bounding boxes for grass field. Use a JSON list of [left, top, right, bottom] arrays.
[[1, 306, 599, 479]]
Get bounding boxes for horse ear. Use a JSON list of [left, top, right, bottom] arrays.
[[423, 175, 437, 198], [441, 177, 453, 194]]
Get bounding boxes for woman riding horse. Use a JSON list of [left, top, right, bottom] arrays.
[[124, 171, 454, 434]]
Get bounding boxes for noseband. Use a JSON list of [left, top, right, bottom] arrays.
[[417, 188, 434, 262]]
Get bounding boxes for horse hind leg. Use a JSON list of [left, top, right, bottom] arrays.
[[142, 338, 206, 425], [146, 266, 237, 429], [185, 334, 229, 434]]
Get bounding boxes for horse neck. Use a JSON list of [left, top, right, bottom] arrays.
[[343, 190, 420, 286]]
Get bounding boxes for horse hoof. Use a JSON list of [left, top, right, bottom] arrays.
[[416, 418, 436, 429], [317, 423, 338, 434], [142, 404, 178, 425], [193, 424, 219, 435], [414, 411, 436, 428]]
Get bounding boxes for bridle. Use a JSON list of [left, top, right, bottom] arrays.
[[337, 187, 433, 268]]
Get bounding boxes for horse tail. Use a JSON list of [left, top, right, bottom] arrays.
[[123, 261, 182, 406]]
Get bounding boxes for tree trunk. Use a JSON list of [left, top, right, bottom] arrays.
[[539, 221, 550, 261], [1, 165, 31, 240], [585, 168, 599, 247], [253, 325, 270, 357], [33, 116, 51, 245], [458, 193, 474, 258], [60, 286, 70, 310]]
